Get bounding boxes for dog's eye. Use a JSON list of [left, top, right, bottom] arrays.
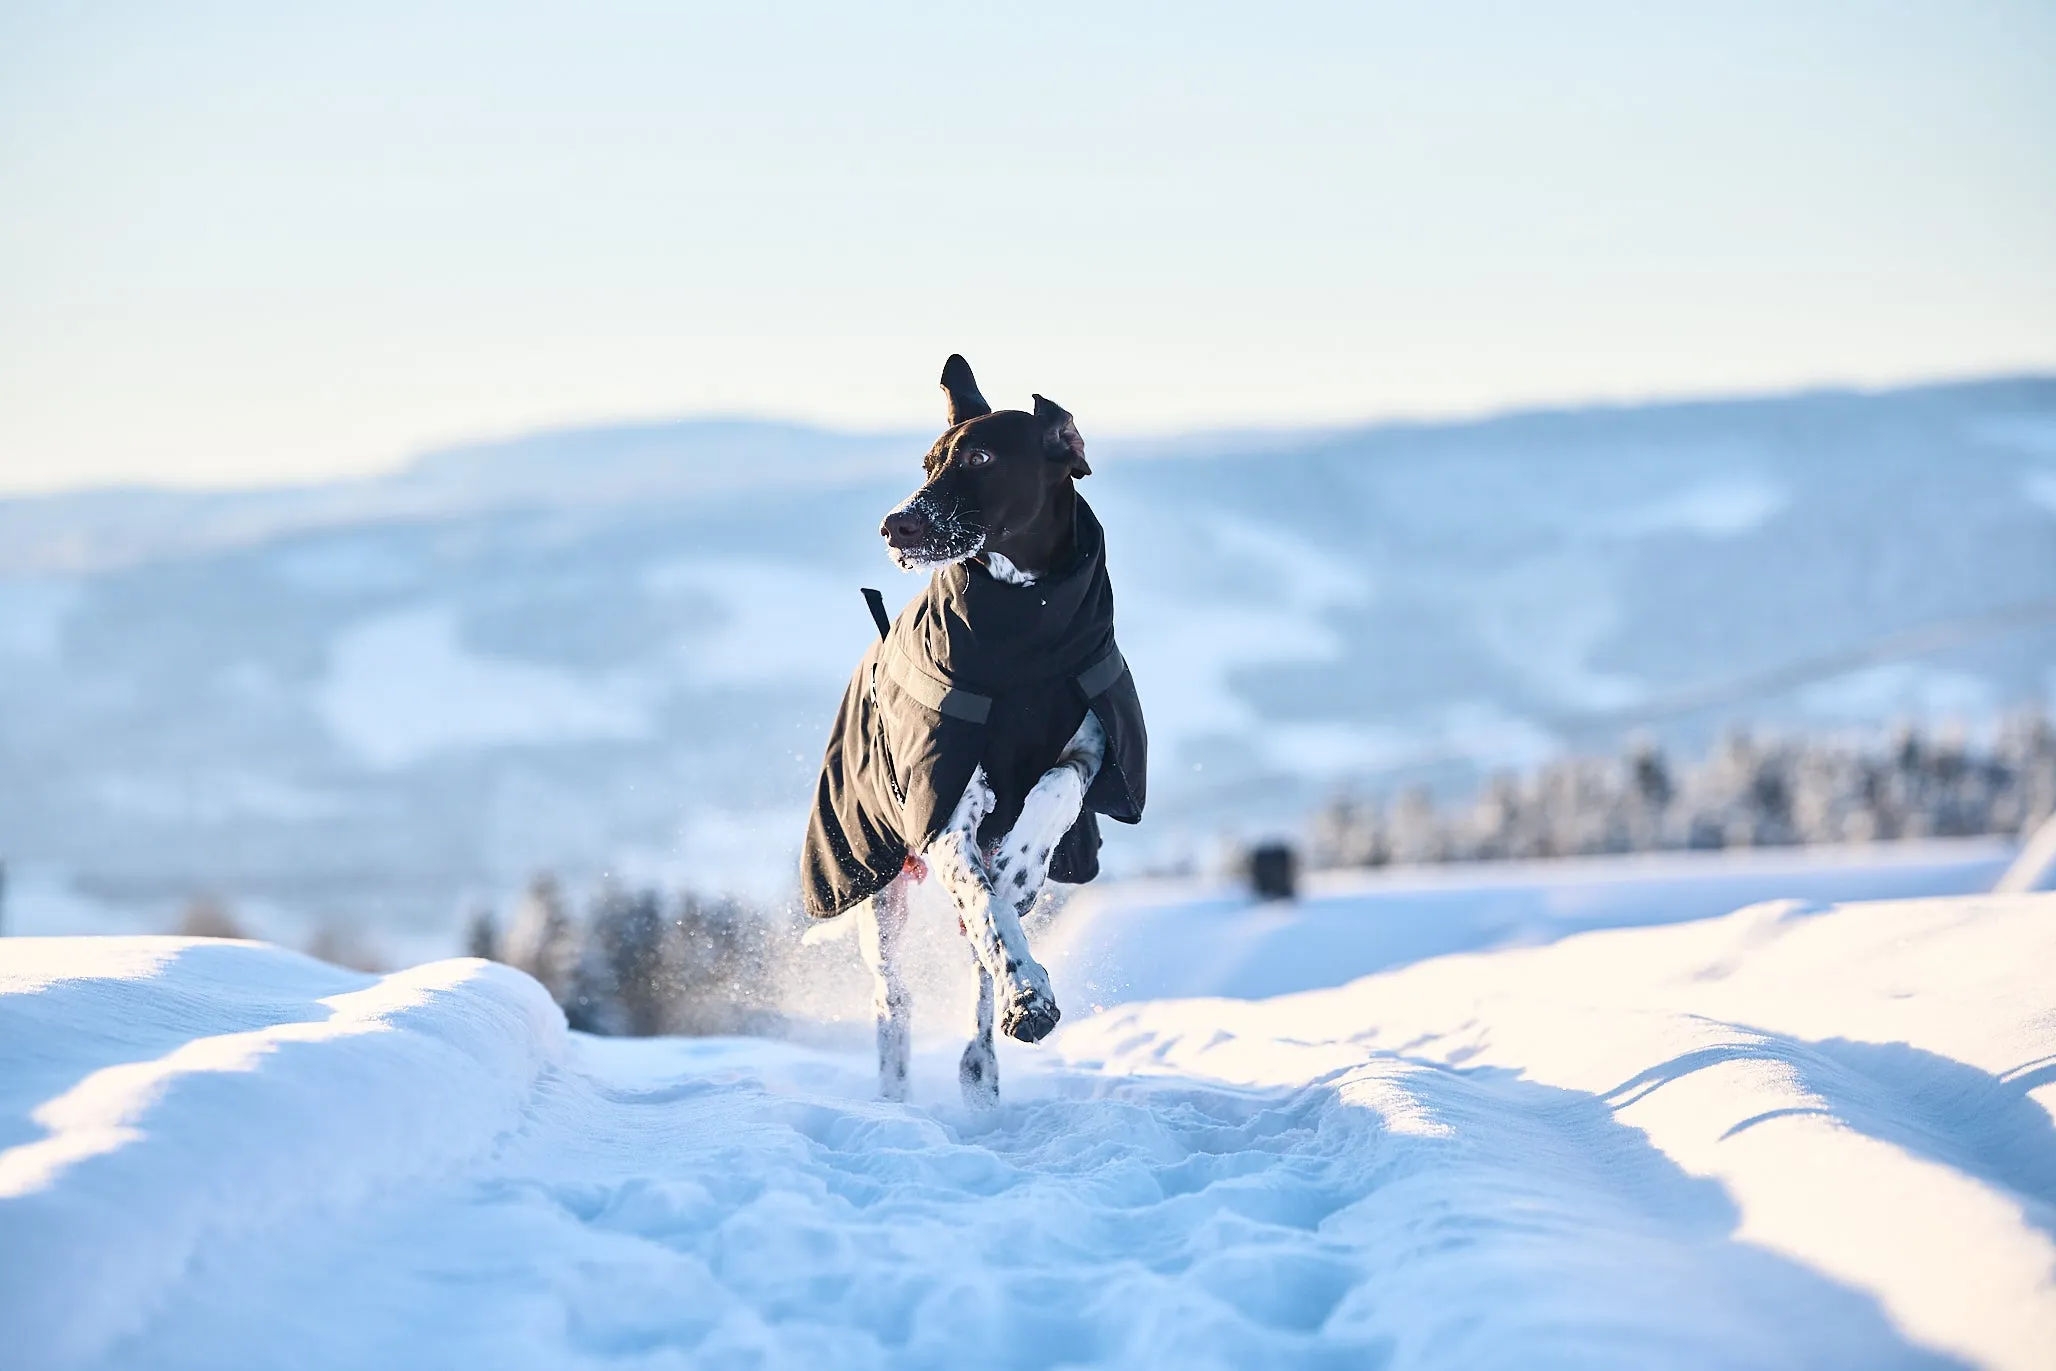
[[961, 449, 994, 469]]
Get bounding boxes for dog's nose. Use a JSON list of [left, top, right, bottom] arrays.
[[881, 509, 928, 549]]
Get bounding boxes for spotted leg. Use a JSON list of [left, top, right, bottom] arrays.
[[926, 770, 1061, 1044], [988, 711, 1106, 917], [959, 953, 999, 1107], [855, 876, 912, 1102]]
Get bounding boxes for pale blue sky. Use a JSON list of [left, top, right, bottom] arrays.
[[2, 2, 2052, 493]]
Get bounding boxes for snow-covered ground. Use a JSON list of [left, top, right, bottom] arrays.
[[1042, 837, 2017, 1004], [5, 883, 2053, 1369]]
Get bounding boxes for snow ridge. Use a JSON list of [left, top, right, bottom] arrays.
[[0, 940, 567, 1369]]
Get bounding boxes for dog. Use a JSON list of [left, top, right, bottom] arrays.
[[801, 355, 1147, 1105]]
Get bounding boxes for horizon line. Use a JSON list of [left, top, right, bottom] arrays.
[[6, 366, 2052, 504]]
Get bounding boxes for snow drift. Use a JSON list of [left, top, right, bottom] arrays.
[[3, 888, 2052, 1369], [0, 943, 565, 1368]]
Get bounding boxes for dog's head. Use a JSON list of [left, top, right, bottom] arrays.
[[880, 355, 1091, 574]]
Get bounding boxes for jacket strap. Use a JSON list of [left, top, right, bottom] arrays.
[[860, 587, 892, 641], [1075, 642, 1129, 699], [882, 639, 993, 724], [882, 638, 1126, 721]]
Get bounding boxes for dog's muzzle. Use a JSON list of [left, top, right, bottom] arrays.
[[880, 496, 983, 571], [881, 508, 929, 550]]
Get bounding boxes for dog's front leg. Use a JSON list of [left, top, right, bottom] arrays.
[[988, 711, 1106, 915], [926, 768, 1061, 1044], [855, 877, 912, 1101]]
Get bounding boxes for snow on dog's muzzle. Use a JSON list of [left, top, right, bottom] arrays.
[[880, 492, 984, 570]]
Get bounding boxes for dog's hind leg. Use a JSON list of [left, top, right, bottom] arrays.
[[927, 768, 1062, 1045], [959, 953, 999, 1107], [989, 711, 1106, 917], [855, 877, 912, 1102]]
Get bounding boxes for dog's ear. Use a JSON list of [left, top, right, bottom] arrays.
[[939, 354, 991, 426], [1033, 394, 1090, 478]]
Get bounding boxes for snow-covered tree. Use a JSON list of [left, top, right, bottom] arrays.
[[462, 903, 497, 961], [570, 885, 671, 1037], [1308, 706, 2056, 870], [501, 874, 578, 1003], [484, 877, 793, 1039]]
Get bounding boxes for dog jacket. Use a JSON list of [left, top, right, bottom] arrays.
[[801, 499, 1147, 919]]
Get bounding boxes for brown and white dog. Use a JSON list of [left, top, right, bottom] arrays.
[[802, 355, 1145, 1106]]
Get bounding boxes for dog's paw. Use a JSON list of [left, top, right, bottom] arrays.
[[999, 964, 1060, 1044], [1002, 994, 1059, 1044], [958, 1039, 1000, 1106]]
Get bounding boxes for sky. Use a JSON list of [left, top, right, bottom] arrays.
[[2, 1, 2053, 495]]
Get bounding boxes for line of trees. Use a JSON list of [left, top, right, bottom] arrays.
[[1309, 709, 2056, 869], [460, 711, 2054, 1030], [468, 876, 792, 1037]]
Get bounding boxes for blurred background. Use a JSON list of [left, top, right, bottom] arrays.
[[2, 4, 2052, 1006]]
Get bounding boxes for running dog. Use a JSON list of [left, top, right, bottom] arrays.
[[801, 355, 1147, 1105]]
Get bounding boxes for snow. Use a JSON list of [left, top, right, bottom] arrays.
[[0, 944, 565, 1368], [1110, 511, 1372, 753], [1041, 838, 2015, 1004], [643, 558, 887, 690], [1796, 661, 2000, 719], [1996, 814, 2056, 893], [4, 879, 2052, 1369], [317, 606, 655, 768], [0, 577, 78, 664], [1255, 701, 1562, 782], [1057, 892, 2056, 1371], [1607, 473, 1787, 539], [2026, 469, 2056, 517]]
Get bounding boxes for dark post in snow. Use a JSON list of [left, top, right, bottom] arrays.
[[1247, 842, 1299, 902]]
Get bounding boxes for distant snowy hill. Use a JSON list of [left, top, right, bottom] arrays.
[[1, 377, 2053, 956]]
